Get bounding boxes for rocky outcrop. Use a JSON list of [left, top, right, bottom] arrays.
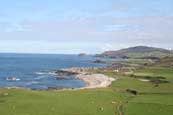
[[55, 70, 78, 76], [92, 59, 106, 64]]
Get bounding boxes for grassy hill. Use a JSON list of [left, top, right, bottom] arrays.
[[97, 46, 173, 58]]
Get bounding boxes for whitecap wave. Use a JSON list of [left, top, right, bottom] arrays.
[[35, 72, 48, 75], [48, 72, 57, 75], [16, 78, 20, 81], [34, 75, 46, 80], [6, 77, 20, 81], [35, 71, 57, 75]]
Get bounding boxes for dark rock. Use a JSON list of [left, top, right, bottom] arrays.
[[55, 70, 78, 76], [150, 79, 169, 84], [121, 56, 129, 59], [55, 77, 72, 80], [126, 89, 138, 95], [93, 59, 106, 64]]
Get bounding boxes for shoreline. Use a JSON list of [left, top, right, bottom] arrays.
[[76, 73, 116, 89], [1, 67, 116, 91], [59, 67, 116, 90]]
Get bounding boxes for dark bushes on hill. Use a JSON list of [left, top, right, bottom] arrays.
[[126, 89, 138, 95]]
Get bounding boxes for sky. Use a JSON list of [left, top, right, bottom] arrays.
[[0, 0, 173, 54]]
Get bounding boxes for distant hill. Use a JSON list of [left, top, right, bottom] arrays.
[[97, 46, 173, 58], [78, 53, 87, 57]]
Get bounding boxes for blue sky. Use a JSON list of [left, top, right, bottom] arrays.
[[0, 0, 173, 54]]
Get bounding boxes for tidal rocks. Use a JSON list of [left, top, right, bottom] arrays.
[[55, 76, 72, 80], [92, 59, 106, 64], [55, 70, 78, 76]]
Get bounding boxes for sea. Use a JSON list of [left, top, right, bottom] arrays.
[[0, 53, 105, 90]]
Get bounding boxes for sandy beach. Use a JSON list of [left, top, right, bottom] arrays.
[[59, 67, 116, 89], [76, 73, 116, 89]]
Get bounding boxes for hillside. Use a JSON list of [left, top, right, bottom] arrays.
[[97, 46, 173, 58], [152, 57, 173, 67]]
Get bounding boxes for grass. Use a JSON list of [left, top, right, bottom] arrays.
[[0, 88, 130, 115], [0, 60, 173, 115], [125, 102, 173, 115], [124, 94, 173, 115], [122, 66, 173, 115]]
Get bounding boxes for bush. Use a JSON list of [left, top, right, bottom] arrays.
[[126, 89, 138, 95]]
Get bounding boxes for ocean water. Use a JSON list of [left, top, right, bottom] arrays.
[[0, 53, 105, 90]]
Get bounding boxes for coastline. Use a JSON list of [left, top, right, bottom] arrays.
[[1, 67, 116, 91], [76, 73, 116, 89], [58, 67, 116, 90]]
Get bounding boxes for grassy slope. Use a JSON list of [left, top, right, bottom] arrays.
[[119, 66, 173, 115], [0, 88, 129, 115], [0, 66, 173, 115]]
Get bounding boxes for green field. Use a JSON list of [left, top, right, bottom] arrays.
[[0, 88, 131, 115], [0, 64, 173, 115]]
